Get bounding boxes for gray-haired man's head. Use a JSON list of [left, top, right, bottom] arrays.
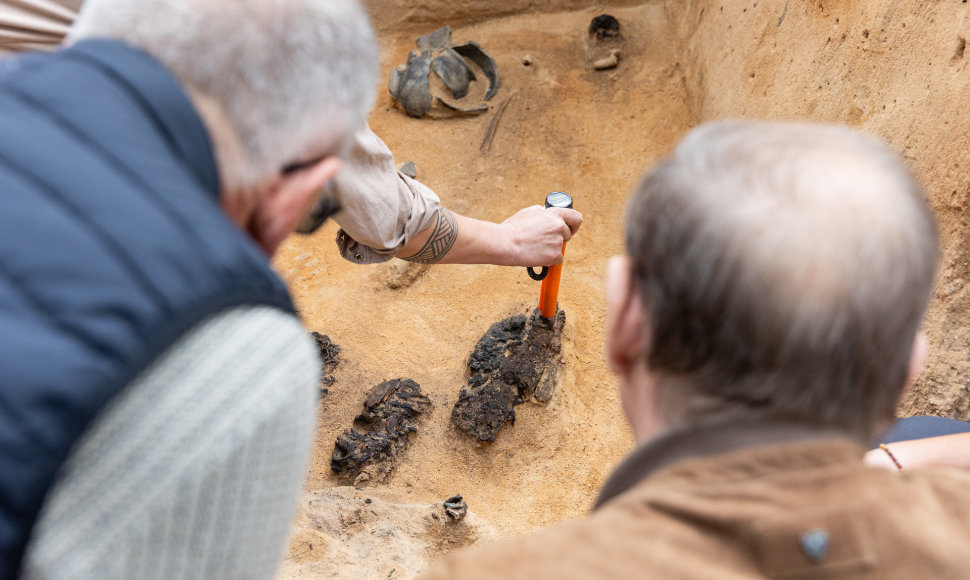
[[71, 0, 378, 189], [608, 120, 938, 441]]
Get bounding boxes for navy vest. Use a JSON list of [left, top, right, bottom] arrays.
[[0, 40, 295, 577]]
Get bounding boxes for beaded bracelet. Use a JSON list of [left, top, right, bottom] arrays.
[[879, 443, 904, 471]]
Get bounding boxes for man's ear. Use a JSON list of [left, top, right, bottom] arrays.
[[251, 157, 341, 256], [900, 331, 929, 400], [606, 255, 646, 377]]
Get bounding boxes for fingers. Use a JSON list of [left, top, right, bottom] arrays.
[[548, 207, 584, 237], [500, 204, 584, 266]]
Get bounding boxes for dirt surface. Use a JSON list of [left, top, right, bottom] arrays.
[[275, 1, 970, 578], [283, 487, 494, 579]]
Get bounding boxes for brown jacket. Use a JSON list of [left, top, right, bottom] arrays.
[[420, 420, 970, 579]]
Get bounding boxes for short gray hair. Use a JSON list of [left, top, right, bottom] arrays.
[[626, 120, 939, 439], [71, 0, 378, 187]]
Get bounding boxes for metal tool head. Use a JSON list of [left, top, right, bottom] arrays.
[[545, 191, 573, 209]]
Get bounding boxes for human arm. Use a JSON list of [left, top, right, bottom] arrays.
[[331, 125, 582, 266], [396, 205, 582, 265], [865, 433, 970, 471]]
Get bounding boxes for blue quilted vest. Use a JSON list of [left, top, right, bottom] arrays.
[[0, 40, 296, 577]]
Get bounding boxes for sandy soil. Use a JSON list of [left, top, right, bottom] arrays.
[[666, 0, 970, 421], [275, 1, 970, 577]]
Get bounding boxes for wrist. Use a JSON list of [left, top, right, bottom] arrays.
[[497, 220, 525, 266]]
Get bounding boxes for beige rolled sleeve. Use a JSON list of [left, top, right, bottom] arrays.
[[0, 0, 80, 55], [333, 126, 442, 264]]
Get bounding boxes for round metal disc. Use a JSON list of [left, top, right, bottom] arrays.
[[545, 191, 573, 209]]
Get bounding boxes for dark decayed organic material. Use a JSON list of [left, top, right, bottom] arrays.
[[588, 14, 621, 40], [331, 378, 432, 483], [310, 332, 341, 390], [452, 308, 565, 441]]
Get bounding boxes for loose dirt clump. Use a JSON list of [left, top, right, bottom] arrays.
[[379, 261, 431, 290], [331, 379, 432, 485], [452, 308, 565, 441]]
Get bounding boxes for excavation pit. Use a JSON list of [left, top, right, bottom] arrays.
[[276, 2, 970, 577]]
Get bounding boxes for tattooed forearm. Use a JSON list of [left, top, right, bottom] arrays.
[[402, 209, 458, 264]]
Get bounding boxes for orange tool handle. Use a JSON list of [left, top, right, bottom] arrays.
[[532, 191, 573, 318], [538, 243, 566, 318]]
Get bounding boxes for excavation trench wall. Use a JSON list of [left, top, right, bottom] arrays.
[[667, 0, 970, 418], [275, 2, 970, 578]]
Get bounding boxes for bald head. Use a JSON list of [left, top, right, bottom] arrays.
[[625, 120, 938, 438], [71, 0, 378, 188]]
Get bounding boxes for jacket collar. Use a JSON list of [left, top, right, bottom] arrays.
[[594, 417, 860, 510], [62, 39, 220, 196]]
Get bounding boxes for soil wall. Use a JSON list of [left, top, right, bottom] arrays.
[[362, 0, 649, 33], [666, 0, 970, 419]]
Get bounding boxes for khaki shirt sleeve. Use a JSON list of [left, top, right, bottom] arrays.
[[0, 0, 81, 55], [332, 125, 442, 264]]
